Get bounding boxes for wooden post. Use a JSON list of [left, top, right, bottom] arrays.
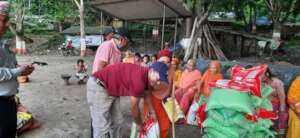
[[185, 17, 192, 37], [171, 81, 176, 138]]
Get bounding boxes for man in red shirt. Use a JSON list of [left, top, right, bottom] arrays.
[[87, 62, 168, 138]]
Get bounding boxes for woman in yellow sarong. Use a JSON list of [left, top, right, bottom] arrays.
[[287, 76, 300, 138]]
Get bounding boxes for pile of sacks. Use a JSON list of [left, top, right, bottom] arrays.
[[187, 64, 277, 138]]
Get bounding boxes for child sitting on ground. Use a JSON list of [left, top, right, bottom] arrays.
[[75, 59, 88, 84]]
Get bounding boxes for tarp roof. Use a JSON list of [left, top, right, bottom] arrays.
[[61, 26, 113, 35], [89, 0, 192, 20]]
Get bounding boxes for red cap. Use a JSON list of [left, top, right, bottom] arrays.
[[158, 50, 172, 58]]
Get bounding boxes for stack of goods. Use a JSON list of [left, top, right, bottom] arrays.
[[190, 64, 277, 138]]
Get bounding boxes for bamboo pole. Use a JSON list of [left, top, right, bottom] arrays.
[[171, 82, 176, 138], [171, 17, 178, 138]]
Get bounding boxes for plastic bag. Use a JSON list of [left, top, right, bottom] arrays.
[[161, 97, 185, 123], [206, 88, 254, 115], [17, 104, 41, 133], [186, 100, 200, 125], [231, 64, 268, 97], [130, 117, 160, 138], [197, 103, 206, 127], [17, 112, 33, 130], [186, 96, 207, 125]]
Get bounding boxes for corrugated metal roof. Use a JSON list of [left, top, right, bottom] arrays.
[[89, 0, 192, 20]]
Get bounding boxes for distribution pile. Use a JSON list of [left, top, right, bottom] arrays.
[[190, 64, 277, 138]]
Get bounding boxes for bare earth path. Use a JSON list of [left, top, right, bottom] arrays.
[[17, 55, 200, 138]]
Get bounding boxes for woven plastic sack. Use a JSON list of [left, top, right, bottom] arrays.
[[250, 86, 273, 111], [206, 88, 254, 115], [130, 117, 160, 138], [204, 128, 236, 138], [206, 109, 245, 127], [210, 79, 250, 92], [186, 96, 207, 125], [244, 119, 276, 138], [231, 64, 268, 97], [251, 96, 273, 111], [203, 118, 244, 138], [162, 97, 185, 123]]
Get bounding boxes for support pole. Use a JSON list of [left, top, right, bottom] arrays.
[[161, 5, 166, 50], [171, 17, 178, 138]]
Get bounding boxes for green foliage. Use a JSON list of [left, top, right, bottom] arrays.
[[3, 30, 15, 39], [47, 34, 65, 49]]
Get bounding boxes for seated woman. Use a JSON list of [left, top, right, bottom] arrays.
[[287, 76, 300, 138], [171, 58, 182, 88], [196, 60, 223, 98], [175, 59, 202, 114], [263, 68, 287, 135], [75, 59, 88, 84]]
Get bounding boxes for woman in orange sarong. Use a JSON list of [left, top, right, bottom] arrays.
[[197, 60, 223, 98], [144, 88, 170, 138], [144, 57, 175, 138], [287, 76, 300, 138]]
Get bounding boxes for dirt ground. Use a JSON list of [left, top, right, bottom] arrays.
[[17, 55, 200, 138]]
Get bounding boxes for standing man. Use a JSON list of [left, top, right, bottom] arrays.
[[92, 30, 129, 73], [103, 28, 115, 41], [0, 2, 34, 138], [87, 62, 168, 138]]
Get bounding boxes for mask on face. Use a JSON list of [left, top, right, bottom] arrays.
[[117, 44, 123, 49], [117, 44, 127, 51]]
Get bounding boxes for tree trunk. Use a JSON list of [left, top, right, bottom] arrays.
[[272, 21, 282, 41], [80, 8, 86, 56], [251, 6, 257, 33], [58, 22, 63, 32], [184, 0, 227, 61], [77, 0, 86, 57], [15, 1, 26, 54], [185, 17, 192, 37]]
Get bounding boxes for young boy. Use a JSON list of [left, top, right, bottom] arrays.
[[75, 59, 88, 84]]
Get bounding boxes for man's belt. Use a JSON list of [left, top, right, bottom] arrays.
[[95, 78, 105, 88]]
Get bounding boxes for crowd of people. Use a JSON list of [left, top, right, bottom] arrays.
[[0, 1, 300, 138], [87, 22, 300, 138]]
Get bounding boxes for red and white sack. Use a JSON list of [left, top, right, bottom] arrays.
[[231, 64, 268, 97], [210, 79, 250, 92], [130, 117, 160, 138]]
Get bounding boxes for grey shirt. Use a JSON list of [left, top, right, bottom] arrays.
[[0, 39, 22, 96]]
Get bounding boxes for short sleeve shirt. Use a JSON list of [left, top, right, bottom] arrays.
[[92, 39, 121, 73], [93, 63, 149, 97]]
